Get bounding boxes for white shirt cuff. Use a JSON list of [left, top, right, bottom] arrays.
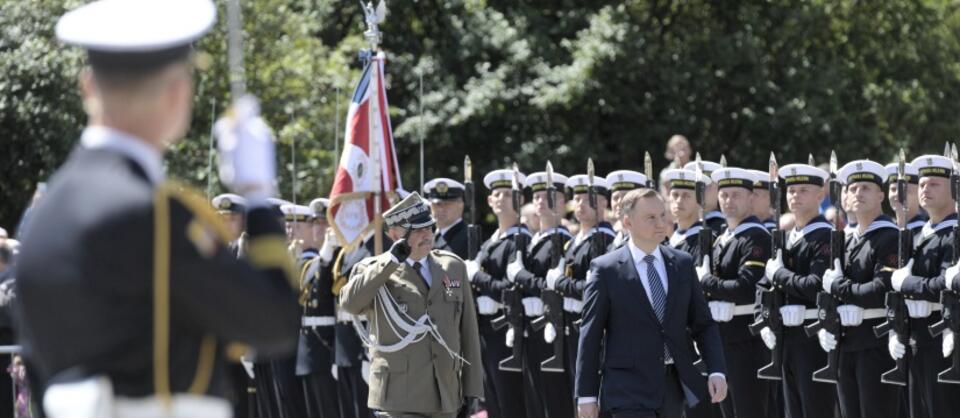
[[577, 396, 597, 405], [708, 372, 726, 380]]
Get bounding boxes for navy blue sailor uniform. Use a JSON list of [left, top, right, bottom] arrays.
[[705, 210, 727, 237], [436, 220, 469, 260], [670, 221, 713, 264], [296, 247, 341, 418]]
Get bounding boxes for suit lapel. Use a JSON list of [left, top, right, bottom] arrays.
[[427, 254, 445, 300], [619, 247, 660, 323]]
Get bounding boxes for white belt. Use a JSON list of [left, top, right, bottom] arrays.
[[732, 304, 755, 316], [563, 297, 584, 313], [522, 297, 545, 317], [862, 308, 887, 320], [302, 316, 336, 327], [781, 309, 820, 327], [336, 310, 352, 323]]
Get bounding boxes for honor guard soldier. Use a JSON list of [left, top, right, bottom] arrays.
[[762, 164, 838, 418], [296, 198, 342, 418], [339, 193, 483, 418], [888, 155, 960, 418], [818, 159, 902, 418], [748, 170, 778, 231], [663, 169, 714, 263], [885, 161, 927, 238], [213, 193, 247, 245], [462, 169, 530, 418], [544, 174, 615, 392], [505, 170, 574, 418], [606, 170, 649, 250], [16, 1, 300, 417], [695, 167, 772, 418], [424, 178, 469, 259], [684, 160, 726, 235]]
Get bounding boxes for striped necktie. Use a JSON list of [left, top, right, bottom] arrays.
[[643, 254, 671, 362]]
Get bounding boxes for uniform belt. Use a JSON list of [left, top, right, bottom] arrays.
[[563, 297, 584, 313], [732, 304, 755, 316], [336, 310, 352, 323], [302, 316, 336, 327], [781, 309, 820, 327], [862, 308, 887, 320]]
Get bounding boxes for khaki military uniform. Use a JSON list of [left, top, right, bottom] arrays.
[[339, 250, 483, 416]]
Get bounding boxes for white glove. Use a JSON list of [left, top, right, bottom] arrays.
[[891, 259, 914, 291], [696, 257, 711, 281], [476, 296, 499, 315], [546, 262, 565, 290], [765, 250, 784, 282], [544, 323, 557, 344], [837, 305, 864, 326], [760, 326, 776, 350], [215, 96, 277, 199], [822, 259, 843, 293], [361, 360, 370, 384], [319, 229, 337, 263], [817, 329, 837, 352], [506, 251, 524, 283], [465, 260, 480, 282], [944, 329, 955, 358], [888, 332, 906, 360], [708, 301, 734, 322], [505, 328, 515, 348], [331, 365, 338, 381], [905, 299, 932, 318], [946, 263, 960, 291]]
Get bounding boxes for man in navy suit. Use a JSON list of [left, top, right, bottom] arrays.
[[577, 188, 728, 418]]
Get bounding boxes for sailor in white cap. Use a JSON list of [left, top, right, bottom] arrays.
[[819, 159, 901, 418], [606, 170, 649, 250], [423, 178, 469, 259], [697, 166, 772, 418], [212, 193, 247, 243], [884, 161, 926, 238], [661, 168, 714, 264], [16, 1, 299, 417], [888, 154, 960, 416], [684, 160, 726, 235], [747, 169, 777, 231]]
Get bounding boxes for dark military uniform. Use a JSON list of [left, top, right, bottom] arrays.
[[16, 141, 300, 404], [898, 213, 960, 418], [705, 210, 726, 237], [608, 229, 629, 252], [828, 216, 902, 418], [768, 216, 838, 418], [436, 220, 469, 260], [266, 250, 315, 418], [296, 248, 341, 418], [670, 221, 712, 263], [513, 227, 574, 418], [700, 216, 771, 418], [472, 225, 531, 418]]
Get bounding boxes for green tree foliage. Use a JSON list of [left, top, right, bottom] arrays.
[[3, 0, 960, 229]]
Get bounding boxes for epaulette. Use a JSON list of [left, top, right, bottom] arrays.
[[161, 180, 233, 244]]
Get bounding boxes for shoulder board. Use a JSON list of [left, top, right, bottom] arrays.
[[158, 180, 232, 243], [432, 249, 464, 262]]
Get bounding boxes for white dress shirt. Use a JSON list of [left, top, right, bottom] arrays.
[[406, 257, 432, 288]]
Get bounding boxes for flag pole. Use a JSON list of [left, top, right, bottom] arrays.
[[418, 70, 424, 191], [362, 0, 386, 255]]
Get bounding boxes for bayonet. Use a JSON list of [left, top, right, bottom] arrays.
[[644, 151, 654, 188]]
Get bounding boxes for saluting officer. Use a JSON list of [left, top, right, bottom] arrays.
[[762, 164, 838, 418], [606, 170, 649, 250], [888, 155, 960, 418], [695, 167, 772, 418], [684, 160, 726, 235], [424, 178, 469, 259], [16, 1, 299, 417], [818, 159, 902, 418], [885, 162, 927, 239]]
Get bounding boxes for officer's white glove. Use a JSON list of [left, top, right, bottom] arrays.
[[215, 96, 277, 199], [505, 328, 515, 348], [891, 259, 914, 291], [765, 250, 784, 281], [760, 326, 776, 350], [946, 263, 960, 291], [465, 260, 480, 282], [319, 229, 338, 263], [696, 257, 711, 281], [361, 361, 370, 384], [944, 329, 955, 358], [822, 259, 843, 293], [544, 323, 557, 344], [506, 251, 524, 283], [888, 332, 907, 360], [817, 329, 838, 352], [546, 261, 565, 290], [331, 365, 338, 381]]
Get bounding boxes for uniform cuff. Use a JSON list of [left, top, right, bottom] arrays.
[[709, 372, 726, 380], [577, 396, 597, 405]]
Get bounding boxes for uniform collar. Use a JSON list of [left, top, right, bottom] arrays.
[[81, 126, 164, 184], [437, 219, 463, 237], [628, 240, 663, 267]]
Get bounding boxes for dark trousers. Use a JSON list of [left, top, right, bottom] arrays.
[[228, 364, 256, 418], [272, 357, 307, 418], [836, 346, 901, 418], [477, 315, 525, 418], [254, 362, 282, 418], [719, 338, 769, 418], [525, 324, 574, 418], [908, 344, 960, 418], [301, 370, 341, 418], [781, 329, 836, 418], [337, 365, 372, 418], [609, 366, 685, 418]]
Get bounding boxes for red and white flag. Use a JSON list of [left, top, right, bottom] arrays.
[[328, 51, 403, 249]]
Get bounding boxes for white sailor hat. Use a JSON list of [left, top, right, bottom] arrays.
[[525, 171, 569, 193], [683, 160, 722, 176], [910, 155, 952, 179], [423, 178, 466, 202], [0, 227, 6, 239], [309, 198, 330, 221], [747, 169, 775, 190], [280, 204, 314, 222], [567, 175, 610, 195], [779, 164, 828, 187], [838, 160, 886, 186], [710, 167, 755, 190], [484, 169, 526, 191], [212, 193, 246, 214], [606, 170, 648, 192], [56, 0, 216, 72], [266, 198, 293, 209], [661, 169, 711, 190], [383, 192, 436, 230], [883, 162, 919, 184]]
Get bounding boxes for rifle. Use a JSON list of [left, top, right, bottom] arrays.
[[692, 153, 713, 375], [491, 164, 527, 372], [749, 153, 785, 380], [872, 149, 911, 386], [804, 151, 844, 384], [929, 142, 960, 384], [464, 156, 480, 260], [587, 158, 606, 258], [531, 161, 565, 373]]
